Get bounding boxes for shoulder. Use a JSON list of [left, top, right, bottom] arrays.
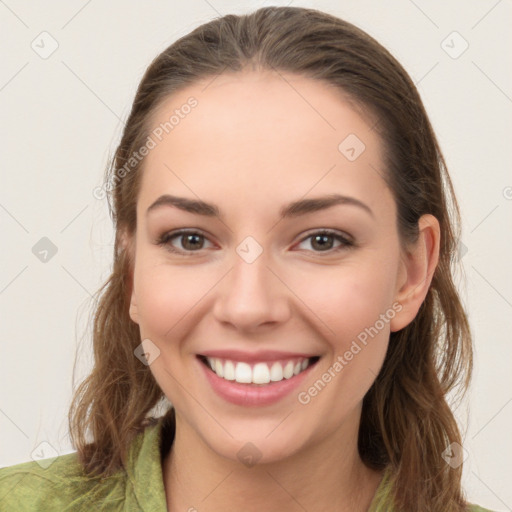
[[0, 452, 126, 511], [0, 414, 171, 511], [370, 466, 498, 512], [467, 505, 498, 512]]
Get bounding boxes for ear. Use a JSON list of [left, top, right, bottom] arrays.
[[129, 291, 139, 325], [118, 228, 139, 325], [390, 214, 440, 332]]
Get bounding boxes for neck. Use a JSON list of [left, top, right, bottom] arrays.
[[162, 411, 384, 512]]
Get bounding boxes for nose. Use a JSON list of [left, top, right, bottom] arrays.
[[212, 248, 290, 332]]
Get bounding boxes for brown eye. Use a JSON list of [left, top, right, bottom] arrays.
[[157, 228, 354, 257], [180, 233, 204, 250], [311, 233, 335, 251], [296, 230, 354, 253], [157, 230, 213, 255]]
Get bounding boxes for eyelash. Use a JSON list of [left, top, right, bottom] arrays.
[[156, 229, 355, 256]]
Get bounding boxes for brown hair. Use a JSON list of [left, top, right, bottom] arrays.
[[68, 6, 473, 511]]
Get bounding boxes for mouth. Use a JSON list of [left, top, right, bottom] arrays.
[[197, 354, 321, 386]]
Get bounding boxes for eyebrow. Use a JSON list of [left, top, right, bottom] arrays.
[[146, 193, 374, 220]]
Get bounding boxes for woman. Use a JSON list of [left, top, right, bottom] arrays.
[[0, 6, 495, 511]]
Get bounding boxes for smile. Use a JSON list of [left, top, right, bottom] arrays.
[[199, 355, 321, 385]]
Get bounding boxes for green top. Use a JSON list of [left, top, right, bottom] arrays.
[[0, 413, 495, 511]]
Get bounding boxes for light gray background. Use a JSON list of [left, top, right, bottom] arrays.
[[1, 1, 511, 510]]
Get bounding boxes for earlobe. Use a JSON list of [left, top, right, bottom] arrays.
[[390, 214, 440, 332]]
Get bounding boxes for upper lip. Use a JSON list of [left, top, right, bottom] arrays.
[[198, 349, 320, 363]]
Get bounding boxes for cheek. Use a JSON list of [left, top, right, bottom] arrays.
[[133, 259, 208, 338], [290, 261, 398, 346]]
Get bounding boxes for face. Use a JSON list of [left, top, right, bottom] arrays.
[[128, 70, 411, 464]]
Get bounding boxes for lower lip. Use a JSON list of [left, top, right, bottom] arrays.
[[197, 356, 319, 407]]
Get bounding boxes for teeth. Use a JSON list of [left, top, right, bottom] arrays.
[[253, 362, 270, 384], [214, 358, 224, 378], [204, 356, 314, 385], [283, 361, 294, 379], [224, 360, 235, 381], [235, 362, 252, 383]]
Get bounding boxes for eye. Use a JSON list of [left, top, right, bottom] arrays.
[[295, 229, 354, 253], [157, 229, 213, 255], [157, 228, 354, 256]]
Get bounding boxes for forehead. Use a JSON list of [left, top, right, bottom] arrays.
[[138, 70, 391, 220]]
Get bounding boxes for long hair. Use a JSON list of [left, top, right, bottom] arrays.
[[68, 7, 473, 511]]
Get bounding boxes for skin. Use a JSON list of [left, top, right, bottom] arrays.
[[126, 70, 440, 512]]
